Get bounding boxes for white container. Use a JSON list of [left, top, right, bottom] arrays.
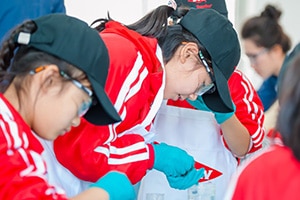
[[188, 182, 216, 200], [146, 193, 164, 200]]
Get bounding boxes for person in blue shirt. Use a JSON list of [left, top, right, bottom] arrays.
[[0, 0, 66, 45], [256, 75, 277, 111], [241, 4, 291, 111]]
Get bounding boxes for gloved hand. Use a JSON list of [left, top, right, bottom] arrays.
[[187, 96, 235, 124], [152, 143, 195, 176], [166, 167, 205, 190], [89, 171, 136, 200]]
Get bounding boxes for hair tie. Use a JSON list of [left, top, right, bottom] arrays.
[[16, 32, 31, 45]]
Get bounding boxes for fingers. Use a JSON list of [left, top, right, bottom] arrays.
[[166, 168, 205, 190]]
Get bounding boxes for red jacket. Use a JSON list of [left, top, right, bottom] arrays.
[[226, 145, 300, 200], [54, 21, 165, 184], [0, 94, 68, 199]]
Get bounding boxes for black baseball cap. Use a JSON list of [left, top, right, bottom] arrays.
[[14, 14, 121, 125], [180, 9, 240, 113]]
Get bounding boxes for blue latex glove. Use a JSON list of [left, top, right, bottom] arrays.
[[187, 96, 235, 124], [152, 143, 195, 176], [166, 167, 205, 190], [90, 171, 135, 200]]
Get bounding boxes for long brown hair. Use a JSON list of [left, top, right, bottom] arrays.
[[276, 54, 300, 161]]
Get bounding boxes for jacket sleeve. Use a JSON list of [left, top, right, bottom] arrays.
[[54, 119, 154, 184], [0, 132, 67, 200], [227, 70, 266, 153], [167, 70, 265, 154]]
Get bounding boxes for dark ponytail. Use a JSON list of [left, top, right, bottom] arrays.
[[91, 5, 210, 65], [241, 4, 291, 53], [91, 5, 176, 39]]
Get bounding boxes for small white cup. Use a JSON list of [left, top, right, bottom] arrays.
[[146, 193, 164, 200]]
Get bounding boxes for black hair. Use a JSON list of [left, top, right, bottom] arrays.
[[241, 4, 291, 53], [276, 54, 300, 161], [91, 5, 211, 65], [0, 20, 80, 93]]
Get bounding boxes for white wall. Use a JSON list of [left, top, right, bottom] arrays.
[[64, 0, 236, 25], [64, 0, 164, 25]]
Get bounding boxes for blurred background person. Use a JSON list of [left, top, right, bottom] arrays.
[[240, 4, 292, 143], [241, 4, 291, 112]]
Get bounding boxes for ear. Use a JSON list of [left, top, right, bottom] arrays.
[[270, 44, 284, 55], [36, 65, 61, 90], [179, 42, 199, 63]]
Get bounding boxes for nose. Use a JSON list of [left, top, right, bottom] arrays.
[[71, 116, 81, 127], [249, 59, 259, 69], [249, 57, 256, 65]]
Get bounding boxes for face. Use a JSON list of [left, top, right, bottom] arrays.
[[243, 39, 277, 79], [164, 44, 214, 101], [30, 66, 92, 140]]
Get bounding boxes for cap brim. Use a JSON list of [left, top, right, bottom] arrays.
[[84, 78, 121, 125], [202, 61, 234, 113]]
